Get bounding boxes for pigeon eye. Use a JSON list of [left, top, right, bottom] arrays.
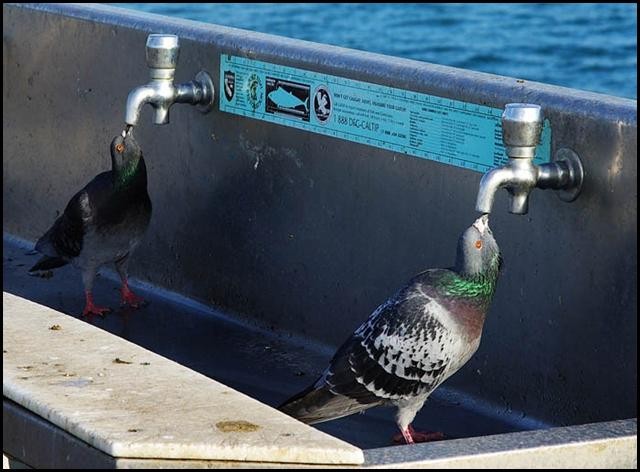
[[116, 143, 125, 153], [475, 240, 482, 249]]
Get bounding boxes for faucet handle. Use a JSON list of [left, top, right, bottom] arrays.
[[146, 34, 180, 79], [502, 103, 543, 158]]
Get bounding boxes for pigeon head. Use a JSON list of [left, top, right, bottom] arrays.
[[454, 214, 501, 277], [110, 128, 141, 170], [110, 127, 145, 187]]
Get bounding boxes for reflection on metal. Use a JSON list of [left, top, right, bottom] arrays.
[[476, 103, 584, 215], [125, 34, 215, 126]]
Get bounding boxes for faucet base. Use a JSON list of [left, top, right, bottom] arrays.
[[195, 70, 215, 114], [555, 148, 584, 202]]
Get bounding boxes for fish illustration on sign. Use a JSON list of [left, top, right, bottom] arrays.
[[267, 86, 309, 111]]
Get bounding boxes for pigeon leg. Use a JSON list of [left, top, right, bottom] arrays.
[[392, 425, 445, 445], [392, 428, 414, 444], [82, 291, 111, 317], [81, 266, 111, 317], [392, 428, 415, 445], [401, 428, 415, 444], [115, 254, 146, 308]]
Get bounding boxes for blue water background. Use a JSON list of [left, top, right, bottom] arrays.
[[114, 3, 637, 99]]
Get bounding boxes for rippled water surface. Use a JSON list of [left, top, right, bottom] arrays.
[[114, 3, 637, 99]]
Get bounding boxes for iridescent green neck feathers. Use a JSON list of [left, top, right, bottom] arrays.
[[443, 254, 501, 299], [114, 157, 142, 188]]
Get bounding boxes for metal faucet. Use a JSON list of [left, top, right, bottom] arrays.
[[476, 103, 584, 214], [125, 34, 215, 126]]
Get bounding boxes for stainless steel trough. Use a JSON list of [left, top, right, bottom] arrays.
[[3, 3, 636, 468]]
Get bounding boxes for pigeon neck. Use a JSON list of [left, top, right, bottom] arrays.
[[114, 156, 145, 190], [446, 254, 501, 300]]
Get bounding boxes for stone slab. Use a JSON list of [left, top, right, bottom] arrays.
[[2, 292, 364, 465]]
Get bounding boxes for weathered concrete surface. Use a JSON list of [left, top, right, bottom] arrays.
[[364, 419, 637, 469], [2, 292, 364, 465]]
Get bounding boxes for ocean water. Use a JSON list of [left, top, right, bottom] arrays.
[[114, 3, 637, 100]]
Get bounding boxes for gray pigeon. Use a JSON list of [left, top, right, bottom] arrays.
[[279, 214, 502, 444], [29, 127, 152, 317]]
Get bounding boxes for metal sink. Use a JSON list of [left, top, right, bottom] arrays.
[[2, 3, 636, 468]]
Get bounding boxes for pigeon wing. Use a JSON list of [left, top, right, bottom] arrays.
[[34, 172, 113, 259]]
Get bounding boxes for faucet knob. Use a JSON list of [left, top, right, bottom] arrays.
[[502, 103, 543, 159], [146, 34, 179, 79]]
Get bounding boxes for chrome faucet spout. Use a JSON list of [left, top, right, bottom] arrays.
[[476, 167, 517, 214], [475, 103, 583, 215], [125, 85, 158, 126], [124, 34, 215, 127], [475, 158, 538, 215]]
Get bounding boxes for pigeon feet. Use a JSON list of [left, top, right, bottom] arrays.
[[82, 297, 111, 318], [82, 305, 112, 317], [393, 425, 445, 445], [120, 283, 147, 309], [82, 303, 111, 317]]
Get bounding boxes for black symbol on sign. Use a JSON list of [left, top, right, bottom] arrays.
[[224, 70, 235, 101], [314, 86, 331, 123]]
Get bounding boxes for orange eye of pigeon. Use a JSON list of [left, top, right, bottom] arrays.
[[116, 143, 125, 153], [475, 240, 482, 249]]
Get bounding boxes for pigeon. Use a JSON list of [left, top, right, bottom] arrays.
[[278, 214, 502, 445], [29, 127, 152, 317]]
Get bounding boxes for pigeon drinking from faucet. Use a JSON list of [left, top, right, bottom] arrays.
[[279, 214, 502, 444], [29, 127, 152, 317]]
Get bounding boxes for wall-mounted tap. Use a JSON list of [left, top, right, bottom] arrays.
[[125, 34, 215, 126], [476, 103, 584, 215]]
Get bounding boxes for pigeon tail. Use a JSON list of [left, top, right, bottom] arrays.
[[278, 381, 380, 425], [29, 255, 68, 272]]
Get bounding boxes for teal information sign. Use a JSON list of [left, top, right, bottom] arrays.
[[220, 55, 551, 173]]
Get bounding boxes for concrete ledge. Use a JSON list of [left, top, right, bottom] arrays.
[[3, 399, 339, 469], [2, 292, 364, 465], [364, 419, 637, 469]]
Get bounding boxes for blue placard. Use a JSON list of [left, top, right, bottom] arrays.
[[219, 55, 551, 173]]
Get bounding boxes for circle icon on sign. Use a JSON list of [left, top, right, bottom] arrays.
[[246, 73, 263, 111], [313, 85, 332, 123]]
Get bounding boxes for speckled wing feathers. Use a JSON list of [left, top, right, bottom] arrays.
[[329, 272, 456, 401]]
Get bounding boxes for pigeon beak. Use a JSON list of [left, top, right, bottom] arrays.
[[473, 214, 489, 234], [121, 129, 127, 138]]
